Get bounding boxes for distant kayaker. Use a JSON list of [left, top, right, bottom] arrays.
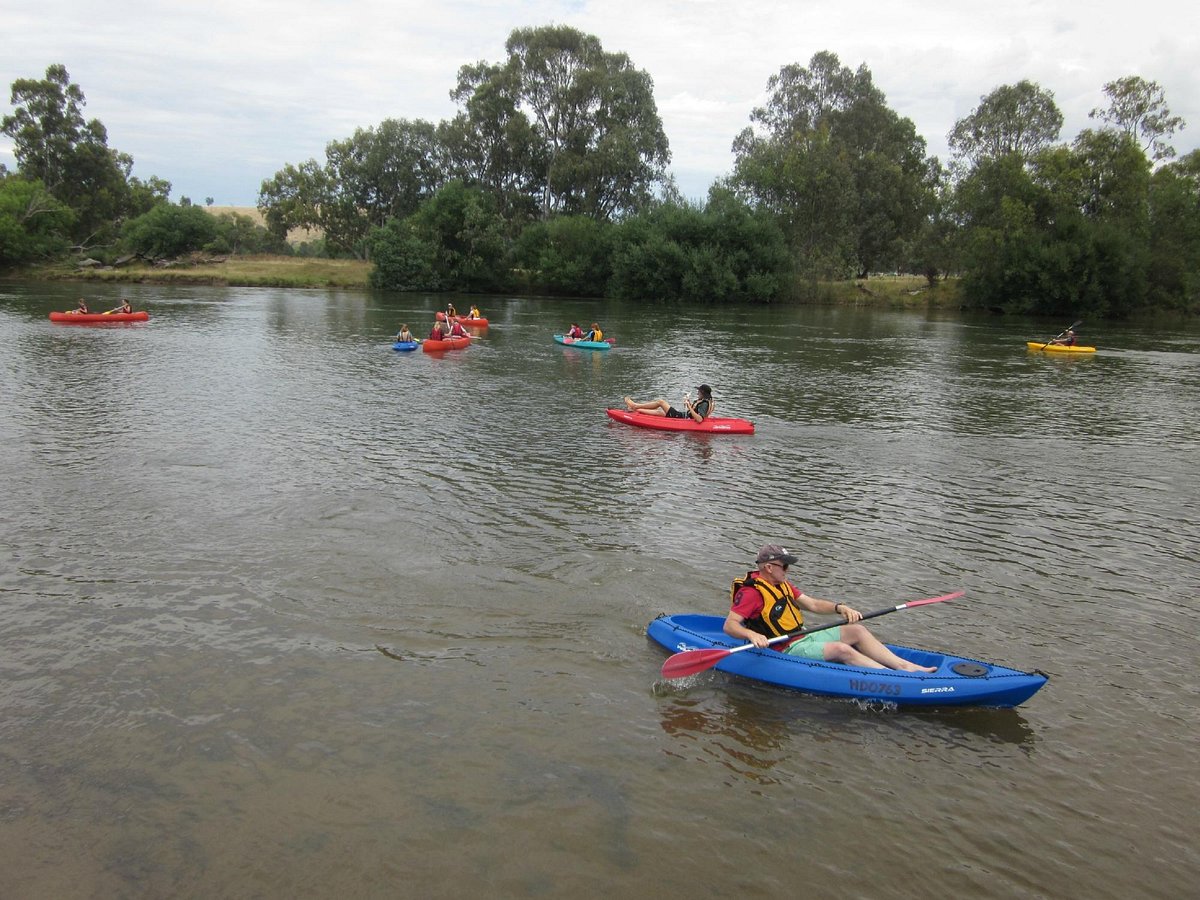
[[624, 384, 713, 422], [396, 324, 414, 342], [583, 322, 603, 342], [1049, 328, 1077, 346], [74, 298, 89, 314], [107, 298, 132, 314], [567, 323, 584, 339], [468, 305, 482, 319], [724, 545, 937, 672], [445, 302, 458, 319], [448, 317, 469, 338]]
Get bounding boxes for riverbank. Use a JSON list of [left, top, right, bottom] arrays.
[[8, 255, 960, 306]]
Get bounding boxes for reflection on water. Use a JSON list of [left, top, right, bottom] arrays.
[[1, 283, 1198, 899]]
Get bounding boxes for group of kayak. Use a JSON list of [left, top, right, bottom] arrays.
[[392, 304, 489, 353]]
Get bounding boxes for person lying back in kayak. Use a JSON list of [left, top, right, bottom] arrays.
[[567, 323, 584, 339], [396, 324, 414, 342], [583, 323, 603, 341], [724, 544, 937, 672], [624, 384, 713, 422]]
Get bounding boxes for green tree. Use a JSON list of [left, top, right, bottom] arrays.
[[1148, 150, 1200, 310], [258, 119, 444, 258], [121, 202, 218, 258], [1089, 76, 1184, 162], [369, 181, 509, 293], [440, 61, 540, 228], [2, 65, 147, 245], [732, 51, 936, 278], [608, 188, 790, 303], [452, 25, 671, 221], [0, 174, 74, 265], [948, 80, 1063, 169], [512, 215, 612, 296]]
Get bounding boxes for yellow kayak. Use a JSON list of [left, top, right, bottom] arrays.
[[1026, 341, 1096, 353]]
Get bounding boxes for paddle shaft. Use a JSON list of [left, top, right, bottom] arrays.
[[660, 591, 963, 679]]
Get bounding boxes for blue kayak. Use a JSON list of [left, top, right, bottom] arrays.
[[647, 614, 1047, 708], [392, 340, 419, 352], [554, 334, 611, 350]]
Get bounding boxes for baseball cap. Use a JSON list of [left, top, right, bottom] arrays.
[[755, 544, 798, 565]]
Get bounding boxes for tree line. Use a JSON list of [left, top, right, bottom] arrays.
[[3, 29, 1198, 317]]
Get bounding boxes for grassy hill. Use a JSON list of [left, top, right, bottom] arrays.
[[204, 205, 322, 245]]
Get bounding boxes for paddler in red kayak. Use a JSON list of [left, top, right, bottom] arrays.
[[624, 384, 713, 422], [725, 544, 936, 672]]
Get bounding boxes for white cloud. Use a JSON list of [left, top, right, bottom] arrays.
[[3, 0, 1197, 204]]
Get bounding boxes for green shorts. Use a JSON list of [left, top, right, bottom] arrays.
[[782, 627, 841, 660]]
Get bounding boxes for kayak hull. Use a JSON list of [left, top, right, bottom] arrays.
[[606, 408, 755, 434], [1026, 341, 1096, 353], [554, 334, 611, 350], [392, 340, 419, 352], [436, 312, 488, 326], [422, 336, 470, 352], [647, 614, 1047, 707], [50, 311, 149, 323]]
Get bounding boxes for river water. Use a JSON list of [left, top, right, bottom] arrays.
[[1, 282, 1197, 899]]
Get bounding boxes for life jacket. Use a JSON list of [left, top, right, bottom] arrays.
[[692, 397, 712, 420], [591, 328, 603, 340], [429, 327, 444, 341], [731, 572, 804, 637]]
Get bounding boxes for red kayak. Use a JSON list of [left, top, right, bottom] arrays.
[[50, 311, 149, 323], [422, 336, 471, 352], [436, 312, 488, 326], [606, 408, 755, 434]]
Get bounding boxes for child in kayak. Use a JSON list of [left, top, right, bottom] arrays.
[[567, 323, 584, 339], [448, 317, 469, 338], [624, 384, 714, 422], [583, 322, 603, 341], [396, 324, 415, 342]]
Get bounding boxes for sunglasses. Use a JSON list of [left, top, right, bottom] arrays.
[[767, 560, 789, 571]]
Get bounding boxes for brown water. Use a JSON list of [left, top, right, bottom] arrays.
[[1, 282, 1197, 899]]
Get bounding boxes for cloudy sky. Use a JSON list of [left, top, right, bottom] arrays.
[[4, 1, 1198, 206]]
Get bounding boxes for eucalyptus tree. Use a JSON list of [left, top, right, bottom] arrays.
[[258, 118, 444, 258], [1148, 150, 1200, 310], [947, 80, 1063, 170], [2, 64, 156, 245], [439, 61, 541, 228], [732, 50, 937, 278], [449, 25, 671, 222], [1089, 75, 1184, 162]]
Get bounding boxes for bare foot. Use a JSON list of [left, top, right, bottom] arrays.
[[624, 396, 636, 410], [900, 662, 938, 673]]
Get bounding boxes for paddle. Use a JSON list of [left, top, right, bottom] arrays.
[[1034, 320, 1082, 351], [659, 590, 964, 679]]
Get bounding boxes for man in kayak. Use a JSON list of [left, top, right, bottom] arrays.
[[724, 545, 937, 672], [1049, 328, 1077, 346], [624, 384, 713, 422]]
